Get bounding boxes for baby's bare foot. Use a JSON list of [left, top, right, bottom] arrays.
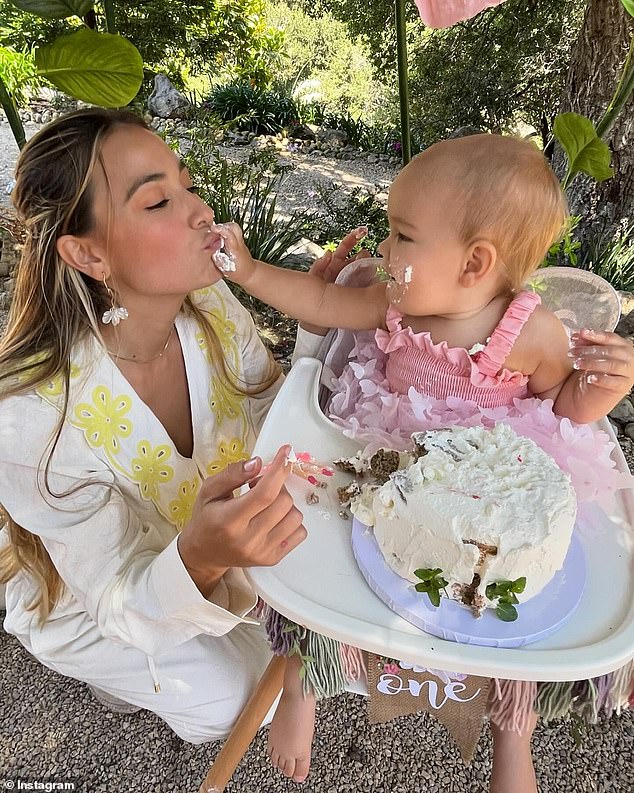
[[267, 659, 316, 783]]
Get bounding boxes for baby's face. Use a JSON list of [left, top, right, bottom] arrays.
[[379, 161, 470, 317]]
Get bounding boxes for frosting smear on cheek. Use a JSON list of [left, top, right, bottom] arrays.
[[387, 257, 413, 304]]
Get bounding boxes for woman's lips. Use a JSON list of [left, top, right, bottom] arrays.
[[204, 235, 223, 254]]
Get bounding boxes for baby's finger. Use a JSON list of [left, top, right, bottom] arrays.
[[331, 226, 368, 261], [353, 247, 372, 261], [309, 251, 333, 277]]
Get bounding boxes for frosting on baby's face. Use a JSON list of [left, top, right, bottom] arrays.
[[381, 161, 475, 317], [386, 257, 413, 304]]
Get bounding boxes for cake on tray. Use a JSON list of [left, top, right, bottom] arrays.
[[335, 424, 577, 620]]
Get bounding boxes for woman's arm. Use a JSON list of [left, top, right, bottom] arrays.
[[0, 396, 303, 656]]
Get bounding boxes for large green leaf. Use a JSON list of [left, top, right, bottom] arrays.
[[8, 1, 93, 19], [35, 29, 143, 107], [621, 0, 634, 18], [553, 112, 614, 182]]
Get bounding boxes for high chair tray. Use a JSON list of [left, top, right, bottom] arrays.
[[246, 357, 634, 682]]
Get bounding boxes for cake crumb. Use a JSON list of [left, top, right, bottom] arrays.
[[369, 448, 401, 481]]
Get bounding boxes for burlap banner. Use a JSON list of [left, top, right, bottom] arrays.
[[367, 654, 491, 762]]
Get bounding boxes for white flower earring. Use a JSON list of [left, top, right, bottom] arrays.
[[101, 274, 128, 326]]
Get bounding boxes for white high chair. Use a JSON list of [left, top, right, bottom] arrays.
[[198, 261, 624, 792]]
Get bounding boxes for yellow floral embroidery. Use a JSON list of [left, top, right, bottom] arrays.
[[210, 376, 243, 425], [169, 476, 201, 529], [131, 441, 174, 501], [206, 437, 249, 476], [73, 386, 132, 455], [194, 286, 239, 370], [38, 364, 82, 398]]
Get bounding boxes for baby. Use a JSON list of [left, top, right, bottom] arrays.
[[215, 134, 634, 791]]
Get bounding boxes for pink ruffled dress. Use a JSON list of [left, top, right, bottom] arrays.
[[328, 291, 631, 507]]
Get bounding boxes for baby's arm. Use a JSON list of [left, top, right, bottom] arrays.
[[215, 222, 388, 331], [526, 311, 634, 423]]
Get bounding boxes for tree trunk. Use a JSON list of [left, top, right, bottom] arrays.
[[553, 0, 633, 242]]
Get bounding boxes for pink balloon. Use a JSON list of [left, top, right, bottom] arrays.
[[413, 0, 508, 28]]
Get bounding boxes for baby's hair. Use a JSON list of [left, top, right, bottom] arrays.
[[418, 134, 568, 292]]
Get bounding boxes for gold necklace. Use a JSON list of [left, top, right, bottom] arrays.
[[109, 326, 175, 364]]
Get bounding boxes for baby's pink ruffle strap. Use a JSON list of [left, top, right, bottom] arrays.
[[477, 291, 541, 377]]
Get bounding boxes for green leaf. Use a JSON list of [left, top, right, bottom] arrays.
[[414, 568, 442, 581], [512, 577, 527, 594], [414, 582, 430, 593], [428, 589, 441, 608], [8, 0, 93, 19], [35, 29, 143, 107], [495, 602, 518, 622], [621, 0, 634, 18], [553, 112, 614, 182]]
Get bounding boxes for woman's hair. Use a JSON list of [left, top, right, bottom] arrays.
[[0, 108, 280, 619], [420, 134, 569, 292]]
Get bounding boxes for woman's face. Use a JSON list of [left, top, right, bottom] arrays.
[[87, 124, 224, 306]]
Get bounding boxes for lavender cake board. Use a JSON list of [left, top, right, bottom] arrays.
[[247, 357, 634, 681], [351, 518, 586, 648]]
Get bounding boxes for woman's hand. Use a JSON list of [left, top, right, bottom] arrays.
[[569, 328, 634, 399], [177, 445, 306, 599], [301, 226, 372, 336]]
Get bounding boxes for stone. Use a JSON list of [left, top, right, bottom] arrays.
[[316, 127, 349, 147], [608, 396, 634, 423], [146, 74, 190, 119], [615, 306, 634, 339]]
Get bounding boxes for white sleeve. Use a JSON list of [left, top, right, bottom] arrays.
[[291, 326, 331, 365], [0, 395, 258, 657]]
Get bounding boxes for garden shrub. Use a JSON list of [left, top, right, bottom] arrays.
[[182, 126, 317, 265], [313, 183, 389, 255], [203, 81, 298, 134]]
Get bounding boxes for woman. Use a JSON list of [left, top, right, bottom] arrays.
[[0, 108, 314, 743]]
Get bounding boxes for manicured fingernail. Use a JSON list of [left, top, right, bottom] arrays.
[[582, 328, 598, 336], [279, 444, 292, 463], [354, 226, 368, 239], [586, 373, 598, 384], [243, 457, 259, 473], [573, 359, 581, 370]]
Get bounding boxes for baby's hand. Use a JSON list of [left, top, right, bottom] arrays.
[[300, 226, 371, 336], [569, 328, 634, 397], [211, 221, 256, 285]]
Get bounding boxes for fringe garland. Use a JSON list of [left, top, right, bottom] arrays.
[[606, 659, 634, 714], [488, 679, 537, 734], [263, 608, 364, 699], [303, 631, 347, 699], [535, 681, 576, 721], [341, 643, 367, 683], [261, 606, 634, 726], [264, 606, 304, 656]]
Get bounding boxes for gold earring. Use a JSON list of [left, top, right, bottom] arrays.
[[101, 274, 128, 326]]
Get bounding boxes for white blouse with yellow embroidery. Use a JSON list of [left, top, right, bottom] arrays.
[[0, 283, 287, 660]]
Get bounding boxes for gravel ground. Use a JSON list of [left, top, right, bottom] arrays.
[[1, 117, 634, 793]]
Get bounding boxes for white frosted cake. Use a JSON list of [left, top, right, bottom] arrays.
[[340, 424, 577, 618]]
